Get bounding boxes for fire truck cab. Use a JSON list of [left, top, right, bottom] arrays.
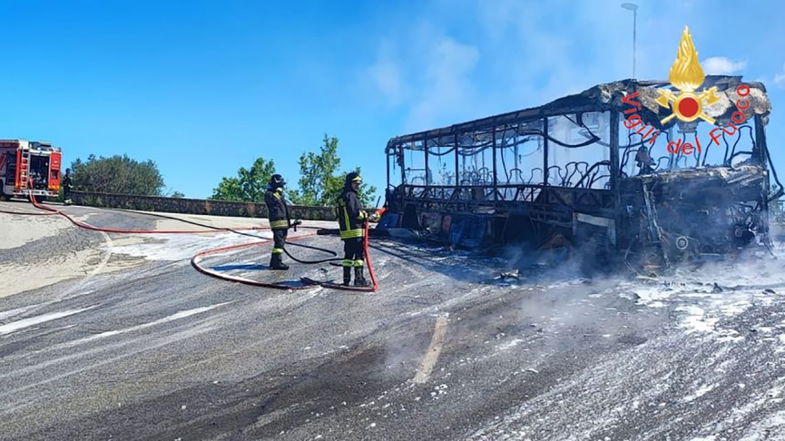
[[0, 139, 62, 201]]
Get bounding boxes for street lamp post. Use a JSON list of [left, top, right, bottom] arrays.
[[621, 3, 638, 79]]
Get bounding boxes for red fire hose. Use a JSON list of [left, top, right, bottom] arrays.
[[11, 188, 379, 292], [26, 196, 261, 234], [190, 232, 321, 290], [364, 219, 379, 290]]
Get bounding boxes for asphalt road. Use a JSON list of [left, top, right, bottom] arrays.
[[1, 202, 785, 440]]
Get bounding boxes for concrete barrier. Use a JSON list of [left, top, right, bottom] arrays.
[[69, 191, 337, 221]]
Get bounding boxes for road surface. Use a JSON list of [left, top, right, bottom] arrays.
[[1, 201, 784, 440]]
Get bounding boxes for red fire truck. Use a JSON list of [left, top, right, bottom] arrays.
[[0, 139, 62, 201]]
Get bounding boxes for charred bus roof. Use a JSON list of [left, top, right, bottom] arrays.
[[386, 75, 770, 150]]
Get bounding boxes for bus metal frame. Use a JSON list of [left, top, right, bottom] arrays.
[[382, 76, 780, 269]]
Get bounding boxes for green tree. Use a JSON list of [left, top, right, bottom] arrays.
[[210, 157, 276, 202], [71, 154, 165, 195], [288, 135, 377, 207], [169, 191, 185, 198]]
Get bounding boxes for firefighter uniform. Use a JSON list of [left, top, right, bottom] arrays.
[[336, 172, 370, 286], [264, 174, 290, 270], [62, 169, 73, 205]]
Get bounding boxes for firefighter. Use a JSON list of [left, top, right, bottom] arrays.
[[265, 174, 291, 270], [62, 168, 73, 205], [336, 172, 377, 286]]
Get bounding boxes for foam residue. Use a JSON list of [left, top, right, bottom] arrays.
[[682, 383, 717, 403], [619, 246, 785, 343], [108, 231, 270, 261], [61, 302, 231, 347], [0, 306, 96, 335]]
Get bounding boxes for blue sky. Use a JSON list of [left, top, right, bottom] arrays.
[[2, 0, 784, 199]]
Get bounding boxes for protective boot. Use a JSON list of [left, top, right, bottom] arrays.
[[354, 267, 371, 287], [343, 267, 352, 286], [269, 253, 289, 270]]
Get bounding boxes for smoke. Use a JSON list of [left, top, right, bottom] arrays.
[[372, 205, 782, 381]]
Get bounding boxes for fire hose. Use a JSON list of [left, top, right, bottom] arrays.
[[113, 206, 379, 291], [112, 210, 354, 266], [12, 187, 379, 292]]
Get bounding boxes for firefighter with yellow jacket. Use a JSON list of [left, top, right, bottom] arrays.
[[265, 174, 291, 270], [336, 172, 377, 286]]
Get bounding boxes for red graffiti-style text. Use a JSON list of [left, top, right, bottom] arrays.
[[621, 92, 661, 145]]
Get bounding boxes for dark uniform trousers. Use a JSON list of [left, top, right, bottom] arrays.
[[272, 228, 288, 256], [265, 187, 289, 259], [343, 237, 364, 268]]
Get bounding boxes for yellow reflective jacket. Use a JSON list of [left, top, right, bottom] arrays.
[[264, 187, 290, 230], [336, 189, 366, 239]]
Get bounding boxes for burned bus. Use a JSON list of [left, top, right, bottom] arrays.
[[380, 76, 781, 270]]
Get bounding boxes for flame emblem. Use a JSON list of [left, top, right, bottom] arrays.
[[655, 26, 720, 124]]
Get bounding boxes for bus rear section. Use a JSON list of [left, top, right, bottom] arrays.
[[0, 139, 62, 201]]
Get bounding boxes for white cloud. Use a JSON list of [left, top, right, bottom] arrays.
[[363, 0, 716, 133], [407, 36, 479, 129], [369, 57, 403, 104], [774, 63, 785, 88], [365, 23, 479, 130], [702, 57, 747, 75]]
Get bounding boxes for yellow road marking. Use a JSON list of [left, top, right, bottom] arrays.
[[414, 314, 449, 384]]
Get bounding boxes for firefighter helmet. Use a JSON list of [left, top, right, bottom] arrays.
[[269, 174, 286, 188], [345, 172, 362, 188]]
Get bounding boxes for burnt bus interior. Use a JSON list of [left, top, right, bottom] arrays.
[[381, 76, 782, 270]]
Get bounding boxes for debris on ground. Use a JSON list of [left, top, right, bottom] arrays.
[[497, 269, 522, 281]]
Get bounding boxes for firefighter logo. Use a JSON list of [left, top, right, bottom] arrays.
[[655, 26, 720, 125]]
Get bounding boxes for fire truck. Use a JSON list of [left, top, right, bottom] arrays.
[[0, 139, 62, 202]]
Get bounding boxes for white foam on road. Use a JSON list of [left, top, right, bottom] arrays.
[[0, 319, 220, 409], [0, 303, 45, 321], [713, 378, 785, 441], [109, 232, 271, 261], [0, 302, 229, 383], [737, 410, 785, 440], [620, 248, 785, 342], [676, 305, 719, 334], [682, 383, 717, 403], [64, 302, 232, 347], [0, 306, 96, 335], [630, 286, 673, 307], [496, 338, 525, 352]]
